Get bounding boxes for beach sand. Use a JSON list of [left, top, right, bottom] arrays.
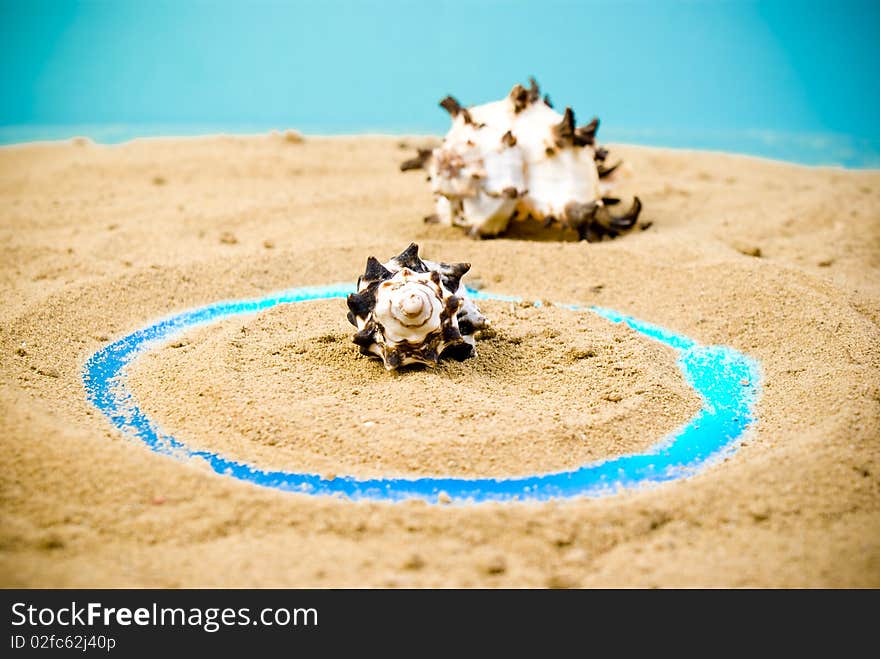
[[1, 135, 878, 587]]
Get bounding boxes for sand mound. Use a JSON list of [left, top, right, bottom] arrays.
[[128, 300, 700, 478], [1, 135, 878, 587]]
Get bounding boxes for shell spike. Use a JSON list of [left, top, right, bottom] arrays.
[[394, 242, 429, 272], [439, 95, 463, 117], [553, 107, 576, 146], [527, 77, 541, 102], [363, 256, 392, 282], [400, 148, 433, 171], [347, 290, 374, 320], [352, 324, 376, 348], [574, 117, 600, 146], [447, 261, 471, 276], [607, 196, 643, 230], [439, 261, 471, 293], [588, 197, 643, 240], [598, 161, 621, 179], [397, 241, 420, 260], [509, 83, 530, 113]]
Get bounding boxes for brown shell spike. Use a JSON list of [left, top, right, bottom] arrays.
[[553, 107, 576, 147], [400, 148, 433, 171], [509, 84, 530, 113], [582, 197, 643, 242], [527, 77, 541, 103], [438, 261, 471, 293], [597, 161, 621, 179], [392, 242, 429, 272], [439, 95, 463, 117], [362, 256, 392, 282], [574, 117, 599, 146]]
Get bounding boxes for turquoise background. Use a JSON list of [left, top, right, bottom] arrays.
[[2, 0, 879, 166]]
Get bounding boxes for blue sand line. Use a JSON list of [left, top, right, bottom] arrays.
[[82, 284, 761, 503]]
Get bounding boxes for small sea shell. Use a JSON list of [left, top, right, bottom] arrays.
[[402, 78, 643, 242], [346, 243, 489, 370]]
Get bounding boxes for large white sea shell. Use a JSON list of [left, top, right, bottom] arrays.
[[403, 79, 643, 241]]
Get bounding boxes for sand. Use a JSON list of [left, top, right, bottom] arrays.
[[1, 134, 878, 587], [127, 301, 701, 479]]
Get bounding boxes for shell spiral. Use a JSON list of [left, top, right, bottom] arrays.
[[402, 78, 643, 242], [346, 243, 489, 370]]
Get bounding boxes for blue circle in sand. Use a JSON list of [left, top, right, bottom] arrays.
[[82, 285, 760, 503]]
